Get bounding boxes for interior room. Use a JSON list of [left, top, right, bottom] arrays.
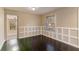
[[0, 7, 79, 51]]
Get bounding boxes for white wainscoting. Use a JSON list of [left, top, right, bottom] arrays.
[[8, 26, 79, 48], [42, 26, 79, 48], [19, 26, 42, 38]]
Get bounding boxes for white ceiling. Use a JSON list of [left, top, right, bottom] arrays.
[[5, 7, 59, 15]]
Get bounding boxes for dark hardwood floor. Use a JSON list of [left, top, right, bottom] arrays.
[[1, 35, 79, 51]]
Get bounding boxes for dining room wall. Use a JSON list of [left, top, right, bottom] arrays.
[[0, 8, 5, 50], [41, 7, 78, 48]]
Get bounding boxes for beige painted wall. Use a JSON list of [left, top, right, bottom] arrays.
[[78, 8, 79, 40], [4, 9, 42, 39], [0, 8, 5, 50], [42, 7, 78, 28], [4, 9, 42, 27], [18, 12, 41, 26]]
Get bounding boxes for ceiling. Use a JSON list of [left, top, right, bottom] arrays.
[[5, 7, 59, 15]]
